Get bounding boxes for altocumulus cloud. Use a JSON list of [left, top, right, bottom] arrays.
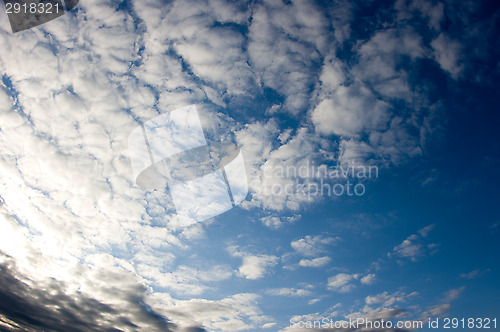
[[0, 0, 498, 330]]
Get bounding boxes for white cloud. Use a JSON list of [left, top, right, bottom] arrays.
[[418, 224, 435, 237], [318, 57, 346, 92], [298, 256, 331, 268], [360, 273, 376, 285], [309, 23, 441, 168], [353, 28, 426, 102], [260, 214, 301, 230], [459, 270, 480, 279], [262, 322, 277, 328], [0, 0, 274, 328], [459, 269, 489, 280], [237, 124, 329, 212], [397, 0, 445, 31], [443, 287, 465, 302], [390, 224, 437, 261], [327, 273, 359, 293], [260, 216, 283, 230], [344, 290, 420, 324], [327, 272, 376, 293], [393, 236, 423, 260], [0, 85, 12, 112], [267, 288, 312, 297], [0, 0, 480, 329], [337, 139, 376, 166], [138, 264, 233, 296], [364, 290, 417, 307], [421, 287, 465, 319], [149, 292, 273, 331], [238, 255, 279, 280], [431, 33, 464, 79], [247, 0, 327, 114], [238, 255, 278, 279], [428, 303, 451, 316], [229, 246, 279, 280], [312, 84, 390, 138], [173, 27, 257, 96], [308, 298, 321, 305], [291, 235, 339, 257]]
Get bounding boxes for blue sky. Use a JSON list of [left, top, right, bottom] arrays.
[[0, 0, 499, 331]]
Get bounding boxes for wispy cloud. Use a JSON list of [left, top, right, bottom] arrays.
[[389, 224, 438, 262], [459, 269, 489, 280], [298, 256, 331, 268], [266, 288, 312, 297]]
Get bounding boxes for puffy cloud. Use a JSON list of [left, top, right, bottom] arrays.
[[260, 214, 301, 230], [0, 84, 13, 112], [431, 33, 464, 79], [281, 283, 465, 332], [137, 264, 233, 296], [237, 123, 330, 211], [393, 237, 424, 260], [260, 216, 283, 230], [0, 0, 489, 330], [309, 21, 440, 167], [312, 84, 390, 137], [172, 24, 257, 97], [327, 272, 377, 293], [0, 0, 271, 329], [237, 255, 279, 280], [247, 0, 327, 114], [298, 256, 331, 268], [291, 235, 339, 257], [228, 246, 279, 280], [360, 274, 376, 285]]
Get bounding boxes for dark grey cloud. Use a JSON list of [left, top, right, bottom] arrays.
[[0, 252, 205, 332]]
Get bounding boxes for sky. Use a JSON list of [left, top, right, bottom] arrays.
[[0, 0, 499, 331]]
